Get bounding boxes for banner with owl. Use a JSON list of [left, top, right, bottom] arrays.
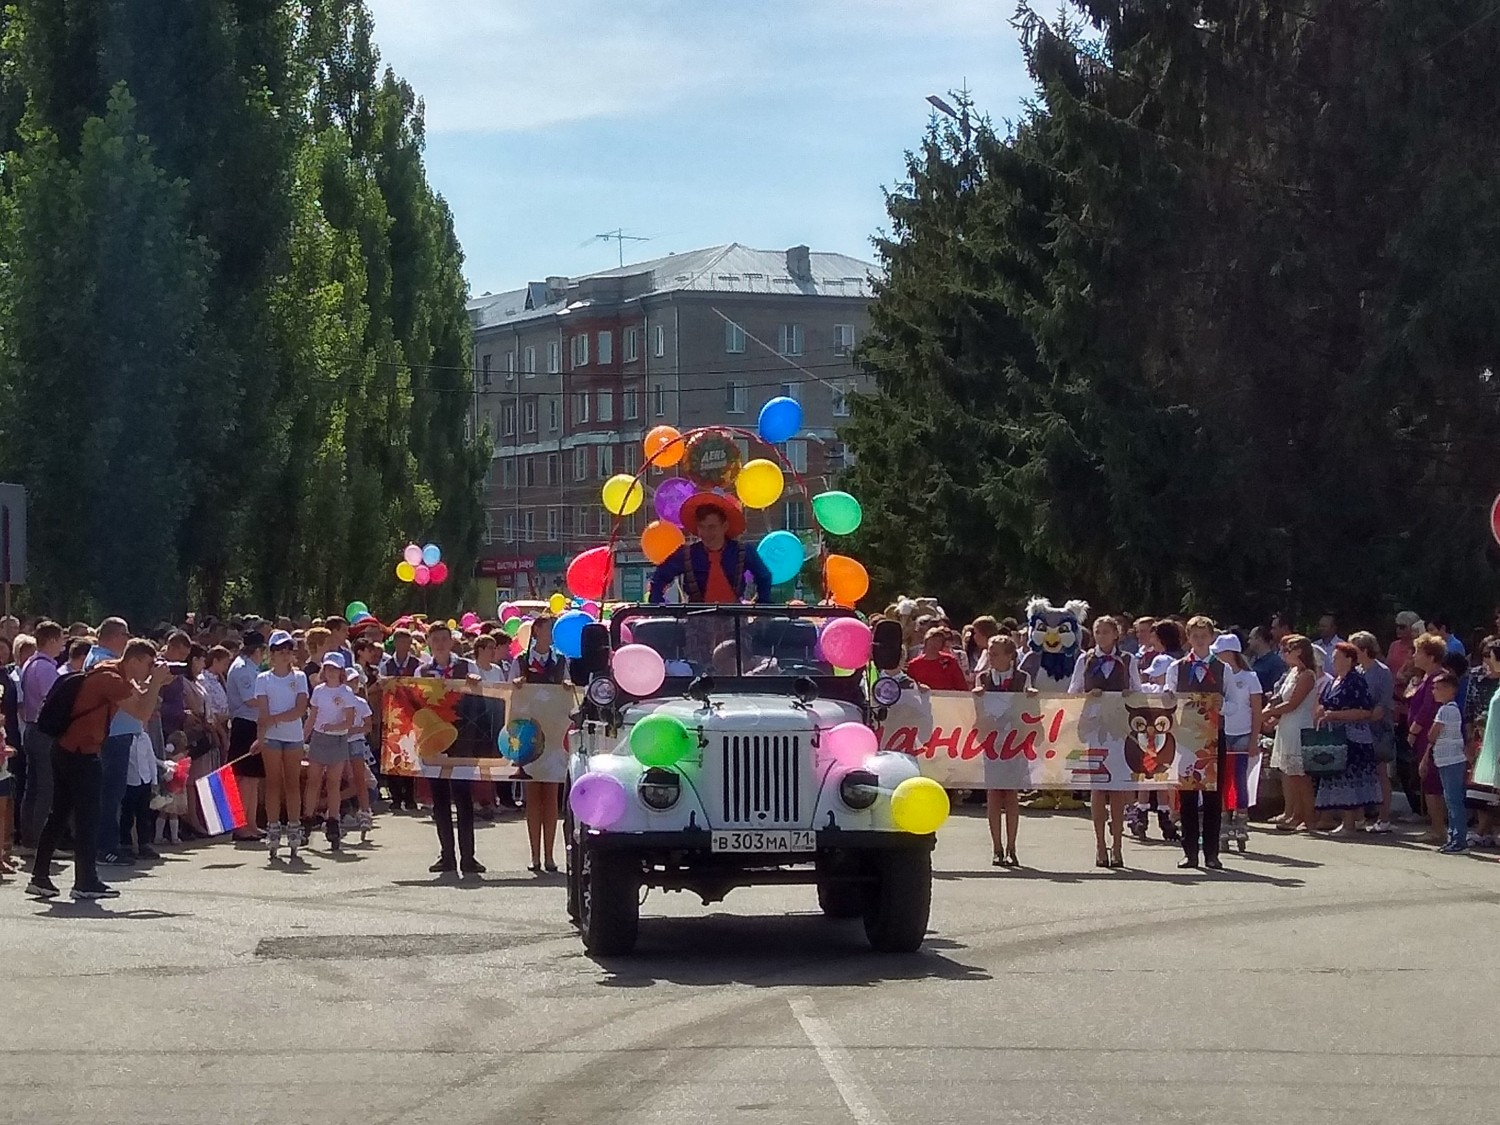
[[876, 690, 1221, 791], [380, 679, 577, 783]]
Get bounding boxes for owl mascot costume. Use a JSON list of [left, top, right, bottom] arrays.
[[1019, 597, 1090, 810]]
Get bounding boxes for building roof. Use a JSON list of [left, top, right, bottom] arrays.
[[468, 242, 878, 331]]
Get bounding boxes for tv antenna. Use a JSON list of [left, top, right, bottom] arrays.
[[594, 228, 650, 267]]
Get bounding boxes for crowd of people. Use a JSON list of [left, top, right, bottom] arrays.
[[0, 611, 569, 901]]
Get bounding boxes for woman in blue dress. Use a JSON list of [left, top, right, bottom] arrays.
[[1312, 642, 1381, 833]]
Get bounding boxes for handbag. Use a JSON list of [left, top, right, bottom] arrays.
[[1300, 728, 1347, 778]]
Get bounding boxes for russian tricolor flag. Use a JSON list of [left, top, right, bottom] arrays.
[[196, 764, 249, 836]]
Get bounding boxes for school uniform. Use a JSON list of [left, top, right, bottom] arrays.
[[1165, 653, 1228, 866]]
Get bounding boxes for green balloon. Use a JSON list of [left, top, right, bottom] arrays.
[[629, 713, 694, 768], [503, 617, 522, 637], [812, 491, 863, 536], [345, 601, 369, 622]]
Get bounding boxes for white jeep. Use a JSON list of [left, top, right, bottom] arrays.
[[564, 605, 941, 956]]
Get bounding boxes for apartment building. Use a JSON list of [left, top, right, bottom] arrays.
[[466, 243, 875, 604]]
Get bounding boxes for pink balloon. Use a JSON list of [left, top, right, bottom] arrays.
[[581, 600, 601, 619], [499, 603, 520, 623], [403, 543, 422, 567], [620, 622, 634, 644], [612, 643, 667, 696], [461, 612, 479, 628], [569, 772, 627, 828], [413, 564, 431, 586], [820, 618, 872, 670], [822, 722, 877, 768]]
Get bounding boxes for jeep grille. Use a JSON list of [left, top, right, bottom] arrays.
[[720, 734, 801, 827]]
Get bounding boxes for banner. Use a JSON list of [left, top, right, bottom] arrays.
[[380, 679, 577, 783], [879, 691, 1220, 791]]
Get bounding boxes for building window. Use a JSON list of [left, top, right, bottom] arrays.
[[598, 510, 611, 536], [574, 391, 590, 424], [522, 399, 537, 434], [464, 413, 473, 442], [523, 457, 536, 488], [547, 340, 561, 374], [548, 398, 561, 432], [524, 345, 537, 375], [785, 501, 807, 531], [597, 390, 614, 423], [505, 351, 516, 376], [777, 324, 804, 356], [573, 446, 588, 481], [546, 508, 560, 542], [726, 380, 747, 414], [501, 402, 516, 436], [523, 511, 535, 542], [597, 331, 613, 365], [502, 513, 516, 542], [624, 327, 639, 361], [546, 452, 560, 485], [597, 444, 614, 479], [779, 380, 799, 402], [571, 334, 589, 368], [481, 353, 492, 389], [479, 407, 492, 436], [501, 458, 516, 488], [725, 321, 746, 353], [653, 384, 667, 417], [832, 380, 852, 418], [833, 324, 855, 355], [482, 512, 493, 544], [574, 506, 589, 537], [653, 324, 666, 357], [785, 439, 808, 473], [623, 388, 639, 421]]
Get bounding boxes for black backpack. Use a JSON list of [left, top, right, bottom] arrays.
[[35, 670, 91, 739]]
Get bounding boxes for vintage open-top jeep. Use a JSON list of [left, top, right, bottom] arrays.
[[563, 604, 947, 956]]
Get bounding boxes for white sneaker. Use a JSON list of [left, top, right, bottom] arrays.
[[1366, 820, 1392, 834], [341, 813, 359, 831]]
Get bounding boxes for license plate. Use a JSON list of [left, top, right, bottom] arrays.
[[710, 829, 816, 853]]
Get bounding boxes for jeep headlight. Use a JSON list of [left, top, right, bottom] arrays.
[[638, 767, 681, 810], [839, 768, 880, 811]]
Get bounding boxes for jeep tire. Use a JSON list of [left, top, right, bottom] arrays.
[[862, 848, 932, 952], [579, 843, 640, 956], [815, 851, 865, 918]]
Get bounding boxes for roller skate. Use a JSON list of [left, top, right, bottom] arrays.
[[1129, 805, 1149, 841], [357, 809, 373, 844], [324, 817, 341, 853], [287, 821, 302, 860], [1158, 810, 1180, 842], [266, 822, 283, 861], [1234, 813, 1249, 853]]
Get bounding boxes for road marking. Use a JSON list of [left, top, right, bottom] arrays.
[[789, 995, 888, 1125]]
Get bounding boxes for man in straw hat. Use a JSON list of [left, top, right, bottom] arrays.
[[648, 491, 774, 605]]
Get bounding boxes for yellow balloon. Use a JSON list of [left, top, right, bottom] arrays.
[[548, 592, 567, 614], [890, 776, 950, 835], [601, 473, 644, 516], [736, 458, 785, 509], [395, 560, 416, 583]]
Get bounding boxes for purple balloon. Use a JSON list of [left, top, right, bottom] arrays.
[[569, 772, 628, 828], [654, 477, 697, 528]]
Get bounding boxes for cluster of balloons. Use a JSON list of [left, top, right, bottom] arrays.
[[395, 542, 449, 586], [344, 601, 379, 632]]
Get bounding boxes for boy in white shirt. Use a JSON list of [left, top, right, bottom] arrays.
[[1426, 674, 1472, 854]]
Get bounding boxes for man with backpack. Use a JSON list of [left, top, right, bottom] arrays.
[[28, 638, 172, 901]]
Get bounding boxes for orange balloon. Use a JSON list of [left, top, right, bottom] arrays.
[[644, 425, 684, 468], [824, 555, 870, 606], [641, 520, 685, 565]]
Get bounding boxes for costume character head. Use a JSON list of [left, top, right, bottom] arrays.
[[1024, 596, 1089, 685], [1124, 702, 1177, 778]]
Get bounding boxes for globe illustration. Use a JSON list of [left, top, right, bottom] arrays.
[[498, 718, 545, 766]]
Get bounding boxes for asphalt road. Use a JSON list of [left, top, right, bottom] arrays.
[[3, 805, 1498, 1125]]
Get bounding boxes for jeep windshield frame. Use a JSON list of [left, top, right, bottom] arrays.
[[609, 603, 868, 705]]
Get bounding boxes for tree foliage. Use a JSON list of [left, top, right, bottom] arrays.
[[846, 1, 1500, 627], [0, 0, 484, 621]]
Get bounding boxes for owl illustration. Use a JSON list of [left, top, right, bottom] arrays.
[[1124, 703, 1177, 779]]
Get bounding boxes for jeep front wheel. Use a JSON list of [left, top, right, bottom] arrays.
[[579, 843, 641, 956], [815, 851, 864, 918], [862, 848, 932, 952]]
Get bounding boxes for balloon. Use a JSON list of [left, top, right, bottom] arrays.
[[569, 772, 628, 828], [824, 555, 869, 606], [812, 491, 863, 536], [736, 459, 785, 509], [553, 609, 591, 659], [820, 618, 873, 669], [413, 564, 431, 586], [612, 644, 667, 696], [822, 722, 878, 768], [641, 520, 686, 565], [515, 621, 533, 653], [566, 546, 612, 600], [758, 396, 804, 444], [396, 561, 416, 583], [581, 600, 601, 619], [758, 530, 805, 586], [503, 617, 522, 637], [429, 561, 449, 584], [497, 717, 545, 766], [890, 776, 951, 834], [421, 543, 442, 567], [403, 543, 422, 567], [345, 601, 369, 622], [684, 430, 742, 488], [499, 603, 521, 623], [601, 473, 645, 516], [653, 477, 697, 528], [644, 425, 685, 467], [548, 592, 567, 614], [461, 612, 479, 628], [629, 713, 694, 767]]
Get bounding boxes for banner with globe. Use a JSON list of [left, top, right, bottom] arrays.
[[379, 679, 578, 783]]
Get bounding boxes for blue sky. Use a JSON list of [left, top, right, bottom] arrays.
[[363, 0, 1033, 296]]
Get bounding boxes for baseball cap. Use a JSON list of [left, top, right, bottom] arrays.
[[1395, 611, 1421, 628], [268, 629, 293, 649], [320, 652, 345, 668], [1210, 633, 1242, 655], [1146, 654, 1174, 677]]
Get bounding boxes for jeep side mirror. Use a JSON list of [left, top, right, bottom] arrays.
[[573, 622, 612, 683], [872, 619, 904, 671]]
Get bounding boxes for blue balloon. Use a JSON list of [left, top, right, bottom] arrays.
[[553, 609, 591, 659], [757, 530, 804, 586], [758, 396, 803, 445], [421, 543, 442, 567]]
